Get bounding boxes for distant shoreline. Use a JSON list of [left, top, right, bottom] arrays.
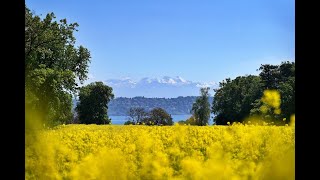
[[109, 114, 214, 125]]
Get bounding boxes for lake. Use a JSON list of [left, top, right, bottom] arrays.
[[110, 114, 214, 125], [110, 114, 192, 125]]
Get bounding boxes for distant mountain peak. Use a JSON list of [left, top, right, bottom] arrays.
[[104, 76, 217, 98], [176, 76, 188, 83]]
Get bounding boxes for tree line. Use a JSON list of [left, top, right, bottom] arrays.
[[180, 61, 295, 126], [212, 61, 295, 125]]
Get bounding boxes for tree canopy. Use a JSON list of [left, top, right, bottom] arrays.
[[212, 75, 263, 125], [76, 82, 114, 124], [25, 6, 91, 126], [127, 107, 148, 124], [250, 61, 295, 123], [212, 61, 295, 125], [191, 87, 211, 126], [146, 108, 173, 126]]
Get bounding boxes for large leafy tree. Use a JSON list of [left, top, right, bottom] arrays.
[[212, 75, 263, 125], [191, 87, 211, 126], [25, 6, 91, 125], [251, 61, 295, 123], [147, 108, 173, 125], [127, 107, 148, 124], [76, 82, 114, 124]]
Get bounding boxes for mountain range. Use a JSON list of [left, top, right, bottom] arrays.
[[103, 76, 217, 98]]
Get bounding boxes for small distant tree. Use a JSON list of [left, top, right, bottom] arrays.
[[177, 120, 187, 125], [191, 87, 211, 126], [124, 120, 134, 125], [185, 115, 197, 125], [127, 107, 148, 124], [177, 116, 196, 125], [148, 108, 173, 125], [76, 82, 114, 124]]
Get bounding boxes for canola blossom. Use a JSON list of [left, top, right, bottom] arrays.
[[26, 123, 294, 180], [260, 90, 282, 115]]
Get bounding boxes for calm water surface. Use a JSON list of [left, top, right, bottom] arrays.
[[110, 114, 192, 125], [110, 114, 214, 125]]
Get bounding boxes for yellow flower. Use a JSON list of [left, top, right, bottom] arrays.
[[274, 108, 281, 115], [261, 90, 281, 109], [260, 105, 268, 114], [26, 121, 295, 179]]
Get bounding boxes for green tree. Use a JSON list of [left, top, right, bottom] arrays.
[[279, 61, 295, 81], [76, 82, 114, 124], [258, 61, 295, 90], [212, 75, 263, 125], [278, 76, 295, 123], [278, 61, 295, 122], [25, 6, 91, 126], [127, 107, 148, 124], [250, 90, 282, 123], [251, 61, 295, 124], [147, 108, 173, 125], [191, 87, 211, 126], [177, 120, 187, 125], [176, 116, 196, 125], [124, 120, 134, 125], [186, 115, 197, 125], [258, 64, 280, 89]]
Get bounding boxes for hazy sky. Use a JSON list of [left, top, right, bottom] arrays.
[[26, 0, 295, 84]]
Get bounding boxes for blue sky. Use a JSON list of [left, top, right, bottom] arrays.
[[26, 0, 295, 84]]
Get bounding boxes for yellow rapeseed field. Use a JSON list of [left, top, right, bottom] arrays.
[[25, 120, 295, 180]]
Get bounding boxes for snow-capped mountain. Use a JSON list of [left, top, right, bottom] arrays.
[[105, 77, 137, 87], [103, 76, 217, 98]]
